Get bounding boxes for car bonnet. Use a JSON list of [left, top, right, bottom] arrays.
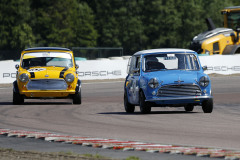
[[142, 70, 200, 86]]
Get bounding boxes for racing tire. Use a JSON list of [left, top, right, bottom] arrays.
[[73, 90, 81, 104], [202, 99, 213, 113], [184, 104, 194, 112], [13, 91, 24, 105], [124, 93, 135, 113], [139, 91, 151, 114]]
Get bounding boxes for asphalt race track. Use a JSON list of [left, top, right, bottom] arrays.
[[0, 76, 240, 159]]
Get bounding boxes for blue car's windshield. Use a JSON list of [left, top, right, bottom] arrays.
[[144, 53, 200, 72]]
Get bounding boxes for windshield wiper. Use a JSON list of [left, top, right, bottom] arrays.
[[47, 65, 68, 68], [146, 68, 167, 72]]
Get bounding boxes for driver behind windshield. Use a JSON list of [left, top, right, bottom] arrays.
[[145, 56, 165, 71], [144, 53, 199, 71]]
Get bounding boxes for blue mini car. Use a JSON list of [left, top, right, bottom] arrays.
[[124, 49, 213, 114]]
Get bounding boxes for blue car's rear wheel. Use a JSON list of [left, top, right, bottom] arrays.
[[124, 92, 135, 113], [139, 91, 151, 114]]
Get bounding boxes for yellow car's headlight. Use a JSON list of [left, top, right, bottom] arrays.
[[19, 73, 29, 82], [65, 73, 75, 83]]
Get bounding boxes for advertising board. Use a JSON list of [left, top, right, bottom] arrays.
[[0, 55, 240, 84]]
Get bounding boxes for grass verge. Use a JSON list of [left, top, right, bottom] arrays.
[[0, 148, 116, 160], [0, 148, 140, 160]]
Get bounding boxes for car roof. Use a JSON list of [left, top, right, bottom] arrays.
[[23, 47, 71, 51], [133, 48, 196, 56]]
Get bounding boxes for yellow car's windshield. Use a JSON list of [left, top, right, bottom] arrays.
[[21, 52, 73, 68]]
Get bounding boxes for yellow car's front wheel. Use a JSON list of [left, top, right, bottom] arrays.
[[13, 91, 24, 105], [73, 90, 81, 104]]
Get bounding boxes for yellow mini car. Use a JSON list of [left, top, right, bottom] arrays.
[[13, 47, 81, 104]]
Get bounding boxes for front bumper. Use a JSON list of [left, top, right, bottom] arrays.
[[146, 95, 213, 105], [18, 78, 78, 98], [20, 90, 76, 98]]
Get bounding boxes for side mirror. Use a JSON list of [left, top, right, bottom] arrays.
[[75, 64, 79, 69], [230, 32, 235, 37], [15, 64, 19, 70], [126, 57, 132, 74], [236, 26, 240, 32], [202, 66, 207, 71]]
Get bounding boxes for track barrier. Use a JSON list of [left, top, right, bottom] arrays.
[[1, 55, 240, 84]]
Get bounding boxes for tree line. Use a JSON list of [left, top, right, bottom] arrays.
[[0, 0, 239, 59]]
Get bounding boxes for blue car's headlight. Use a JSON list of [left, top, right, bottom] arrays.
[[199, 76, 209, 87], [148, 78, 159, 89]]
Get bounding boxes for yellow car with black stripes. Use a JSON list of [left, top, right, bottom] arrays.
[[13, 47, 81, 104]]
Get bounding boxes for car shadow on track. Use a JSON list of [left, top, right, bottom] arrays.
[[0, 102, 13, 105], [98, 111, 200, 115], [24, 102, 73, 105], [0, 102, 72, 105]]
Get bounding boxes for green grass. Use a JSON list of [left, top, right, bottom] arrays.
[[0, 148, 141, 160], [125, 156, 140, 160]]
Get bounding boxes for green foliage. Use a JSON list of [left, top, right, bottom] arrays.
[[92, 0, 147, 53], [73, 2, 98, 47], [202, 0, 234, 28], [0, 0, 35, 49], [125, 156, 140, 160], [31, 0, 97, 48], [0, 0, 238, 58], [82, 153, 107, 159]]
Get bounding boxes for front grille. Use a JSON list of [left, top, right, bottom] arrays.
[[157, 84, 201, 97], [27, 79, 68, 90]]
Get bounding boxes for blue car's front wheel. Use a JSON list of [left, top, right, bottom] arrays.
[[139, 91, 151, 114], [184, 104, 194, 112], [124, 92, 135, 113], [202, 99, 213, 113]]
